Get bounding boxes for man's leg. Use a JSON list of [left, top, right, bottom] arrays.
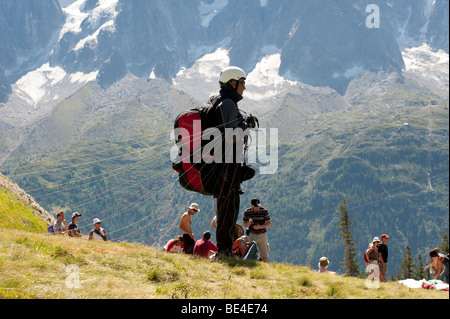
[[183, 234, 195, 254], [216, 187, 240, 254]]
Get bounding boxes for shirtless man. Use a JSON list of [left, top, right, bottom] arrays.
[[178, 203, 199, 254]]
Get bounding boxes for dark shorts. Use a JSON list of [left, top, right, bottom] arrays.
[[183, 234, 195, 254]]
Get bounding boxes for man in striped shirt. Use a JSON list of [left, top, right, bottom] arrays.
[[242, 198, 271, 262]]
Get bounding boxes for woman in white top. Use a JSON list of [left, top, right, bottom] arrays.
[[89, 218, 107, 241]]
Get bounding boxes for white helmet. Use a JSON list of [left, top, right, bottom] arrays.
[[219, 66, 246, 84]]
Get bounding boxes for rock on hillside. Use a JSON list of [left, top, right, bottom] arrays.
[[0, 172, 54, 225]]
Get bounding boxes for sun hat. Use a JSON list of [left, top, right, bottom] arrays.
[[319, 257, 329, 268], [93, 218, 101, 224], [372, 237, 381, 243], [188, 203, 200, 211]]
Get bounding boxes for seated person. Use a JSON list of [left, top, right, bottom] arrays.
[[164, 235, 185, 253], [193, 231, 218, 258]]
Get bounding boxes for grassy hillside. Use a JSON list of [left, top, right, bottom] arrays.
[[0, 72, 448, 279], [0, 228, 447, 300], [0, 188, 48, 233], [0, 173, 447, 300]]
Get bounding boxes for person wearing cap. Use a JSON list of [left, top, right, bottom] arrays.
[[68, 212, 83, 238], [365, 237, 381, 263], [179, 203, 199, 254], [378, 234, 389, 281], [242, 198, 271, 262], [365, 237, 381, 278], [193, 231, 218, 258], [89, 218, 107, 241]]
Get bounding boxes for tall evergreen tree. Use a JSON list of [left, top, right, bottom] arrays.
[[400, 244, 415, 279], [336, 198, 360, 277]]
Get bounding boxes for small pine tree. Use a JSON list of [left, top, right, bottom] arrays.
[[388, 272, 398, 281], [336, 198, 360, 277], [399, 244, 415, 280], [414, 254, 426, 280]]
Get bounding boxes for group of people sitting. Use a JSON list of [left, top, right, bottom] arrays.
[[163, 231, 218, 258], [163, 224, 260, 260], [165, 200, 269, 261], [48, 211, 107, 241]]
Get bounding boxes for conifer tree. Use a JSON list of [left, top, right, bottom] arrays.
[[336, 198, 360, 277], [440, 232, 449, 254], [399, 244, 415, 279], [414, 254, 426, 280]]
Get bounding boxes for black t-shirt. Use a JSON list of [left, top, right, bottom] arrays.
[[68, 222, 80, 237], [378, 243, 388, 262]]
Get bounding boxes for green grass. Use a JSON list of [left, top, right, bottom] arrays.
[[0, 228, 448, 299], [0, 188, 48, 233]]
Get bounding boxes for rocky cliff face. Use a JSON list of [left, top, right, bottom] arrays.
[[0, 173, 55, 225]]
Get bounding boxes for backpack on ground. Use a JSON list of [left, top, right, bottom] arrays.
[[243, 241, 259, 260], [47, 224, 55, 235]]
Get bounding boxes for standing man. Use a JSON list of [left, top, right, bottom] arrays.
[[178, 203, 199, 254], [206, 66, 256, 256], [242, 198, 271, 262], [378, 234, 389, 282]]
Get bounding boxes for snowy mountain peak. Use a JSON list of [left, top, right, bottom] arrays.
[[0, 0, 448, 121]]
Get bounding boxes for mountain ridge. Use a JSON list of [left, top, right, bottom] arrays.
[[1, 0, 448, 107]]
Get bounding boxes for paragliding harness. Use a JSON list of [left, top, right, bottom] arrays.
[[172, 96, 257, 197]]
